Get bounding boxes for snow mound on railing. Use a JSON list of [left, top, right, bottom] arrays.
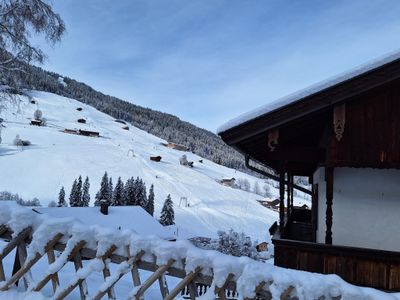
[[0, 203, 399, 300]]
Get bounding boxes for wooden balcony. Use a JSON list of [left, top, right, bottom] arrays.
[[271, 213, 400, 291]]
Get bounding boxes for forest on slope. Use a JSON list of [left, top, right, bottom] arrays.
[[1, 62, 250, 172]]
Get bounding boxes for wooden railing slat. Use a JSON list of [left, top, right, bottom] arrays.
[[0, 227, 32, 259], [54, 245, 117, 300], [32, 240, 86, 293], [164, 266, 202, 300], [0, 232, 63, 291], [131, 258, 175, 300]]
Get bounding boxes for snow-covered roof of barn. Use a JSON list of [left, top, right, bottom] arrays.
[[34, 206, 175, 240], [217, 50, 400, 134]]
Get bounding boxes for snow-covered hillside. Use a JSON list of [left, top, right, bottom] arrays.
[[0, 91, 309, 241]]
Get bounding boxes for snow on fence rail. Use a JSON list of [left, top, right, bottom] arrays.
[[0, 204, 396, 300]]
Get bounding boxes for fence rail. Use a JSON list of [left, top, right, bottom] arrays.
[[0, 225, 278, 299]]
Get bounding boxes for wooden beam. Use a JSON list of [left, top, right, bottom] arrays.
[[73, 251, 88, 300], [245, 156, 312, 195], [158, 274, 169, 298], [0, 233, 63, 291], [132, 258, 175, 299], [164, 267, 202, 300], [92, 251, 145, 300], [32, 240, 86, 292], [55, 245, 117, 300], [215, 273, 234, 300], [325, 167, 334, 245], [256, 146, 325, 164], [0, 227, 32, 260], [279, 168, 285, 236], [46, 248, 59, 292]]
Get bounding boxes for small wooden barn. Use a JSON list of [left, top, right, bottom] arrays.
[[167, 142, 189, 151], [30, 119, 42, 126], [150, 156, 162, 162], [220, 178, 235, 187], [77, 118, 86, 124], [218, 52, 400, 291], [78, 129, 99, 137]]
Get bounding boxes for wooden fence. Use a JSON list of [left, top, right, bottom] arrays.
[[0, 224, 286, 299]]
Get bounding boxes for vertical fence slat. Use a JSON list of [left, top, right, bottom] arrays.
[[131, 258, 175, 300], [32, 240, 86, 293], [0, 233, 62, 291], [164, 266, 202, 300]]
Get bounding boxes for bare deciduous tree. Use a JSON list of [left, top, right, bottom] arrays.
[[0, 0, 65, 72]]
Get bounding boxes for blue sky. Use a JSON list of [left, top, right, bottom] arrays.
[[39, 0, 400, 131]]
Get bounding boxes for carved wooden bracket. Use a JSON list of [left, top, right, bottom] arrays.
[[267, 129, 279, 152], [333, 104, 346, 141]]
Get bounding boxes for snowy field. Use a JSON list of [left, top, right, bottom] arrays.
[[0, 91, 313, 241]]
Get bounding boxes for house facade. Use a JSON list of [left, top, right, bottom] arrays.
[[218, 52, 400, 291]]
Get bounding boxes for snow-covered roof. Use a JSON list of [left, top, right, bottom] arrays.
[[34, 206, 175, 240], [217, 50, 400, 134]]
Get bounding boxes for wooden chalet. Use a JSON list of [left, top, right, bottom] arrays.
[[30, 119, 42, 126], [221, 177, 236, 187], [78, 129, 99, 137], [218, 52, 400, 291]]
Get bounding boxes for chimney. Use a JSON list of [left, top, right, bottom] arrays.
[[100, 200, 109, 215]]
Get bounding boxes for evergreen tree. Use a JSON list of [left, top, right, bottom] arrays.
[[69, 179, 79, 207], [146, 184, 155, 216], [159, 194, 175, 226], [112, 177, 124, 206], [82, 176, 90, 207], [76, 175, 83, 205], [58, 186, 67, 207], [137, 179, 147, 208], [108, 177, 113, 202], [94, 191, 101, 206], [97, 171, 110, 204], [132, 177, 141, 205], [124, 177, 135, 205]]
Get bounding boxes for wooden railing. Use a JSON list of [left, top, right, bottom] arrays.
[[0, 225, 278, 299], [272, 233, 400, 291]]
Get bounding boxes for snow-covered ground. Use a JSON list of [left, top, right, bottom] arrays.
[[0, 91, 310, 241], [1, 203, 398, 300]]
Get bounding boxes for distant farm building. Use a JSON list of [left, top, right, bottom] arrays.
[[256, 242, 269, 252], [166, 142, 189, 151], [150, 156, 162, 162], [220, 177, 235, 187], [122, 125, 129, 130], [30, 119, 43, 126], [77, 118, 86, 124], [179, 155, 194, 167], [76, 107, 83, 111], [63, 128, 79, 135], [115, 119, 127, 125], [258, 199, 280, 211], [78, 129, 99, 137]]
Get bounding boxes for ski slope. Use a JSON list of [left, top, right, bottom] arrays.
[[0, 91, 309, 241]]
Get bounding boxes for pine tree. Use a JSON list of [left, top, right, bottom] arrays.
[[159, 194, 175, 226], [146, 184, 155, 216], [58, 186, 67, 207], [112, 177, 124, 206], [82, 176, 90, 207], [94, 191, 101, 206], [137, 179, 147, 208], [124, 177, 135, 205], [97, 171, 110, 204], [69, 179, 78, 207], [76, 175, 83, 206], [108, 177, 113, 202], [132, 177, 141, 205]]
